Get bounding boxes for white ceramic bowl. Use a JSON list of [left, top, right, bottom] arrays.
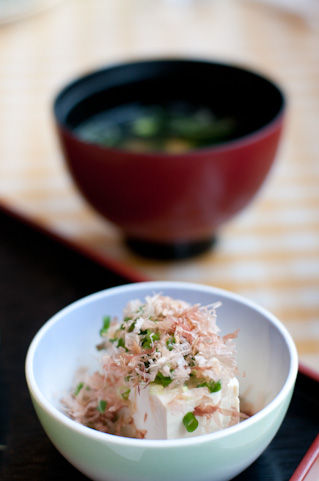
[[25, 281, 298, 481]]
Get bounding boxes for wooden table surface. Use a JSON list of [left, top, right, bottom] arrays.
[[0, 0, 318, 371]]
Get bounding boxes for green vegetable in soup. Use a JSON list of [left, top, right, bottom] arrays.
[[76, 104, 236, 153]]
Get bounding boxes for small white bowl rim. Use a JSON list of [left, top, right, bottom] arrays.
[[25, 281, 298, 449]]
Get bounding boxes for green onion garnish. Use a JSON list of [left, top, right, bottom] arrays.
[[99, 315, 111, 336], [117, 338, 127, 350], [166, 336, 176, 351], [152, 332, 161, 342], [121, 389, 131, 400], [141, 330, 160, 349], [97, 400, 107, 413], [183, 412, 198, 432], [208, 380, 222, 392], [141, 338, 151, 349], [197, 380, 222, 393], [128, 321, 136, 332], [154, 372, 172, 387], [74, 382, 84, 396], [197, 382, 207, 388]]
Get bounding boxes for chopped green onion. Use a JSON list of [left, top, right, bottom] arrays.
[[197, 380, 222, 393], [74, 382, 84, 396], [141, 338, 151, 349], [208, 380, 222, 392], [128, 321, 136, 332], [141, 330, 160, 349], [97, 400, 107, 413], [183, 412, 198, 432], [197, 382, 206, 388], [166, 336, 176, 351], [117, 338, 127, 350], [121, 389, 131, 400], [154, 372, 172, 387], [99, 315, 111, 336], [152, 332, 160, 341]]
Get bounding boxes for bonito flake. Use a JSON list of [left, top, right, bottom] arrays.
[[64, 294, 240, 439]]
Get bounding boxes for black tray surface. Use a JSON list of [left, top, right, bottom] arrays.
[[0, 209, 318, 481]]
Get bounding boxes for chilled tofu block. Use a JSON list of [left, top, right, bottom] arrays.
[[130, 377, 239, 439]]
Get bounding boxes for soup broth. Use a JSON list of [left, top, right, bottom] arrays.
[[76, 103, 236, 153]]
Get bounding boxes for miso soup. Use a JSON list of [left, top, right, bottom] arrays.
[[76, 103, 236, 153]]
